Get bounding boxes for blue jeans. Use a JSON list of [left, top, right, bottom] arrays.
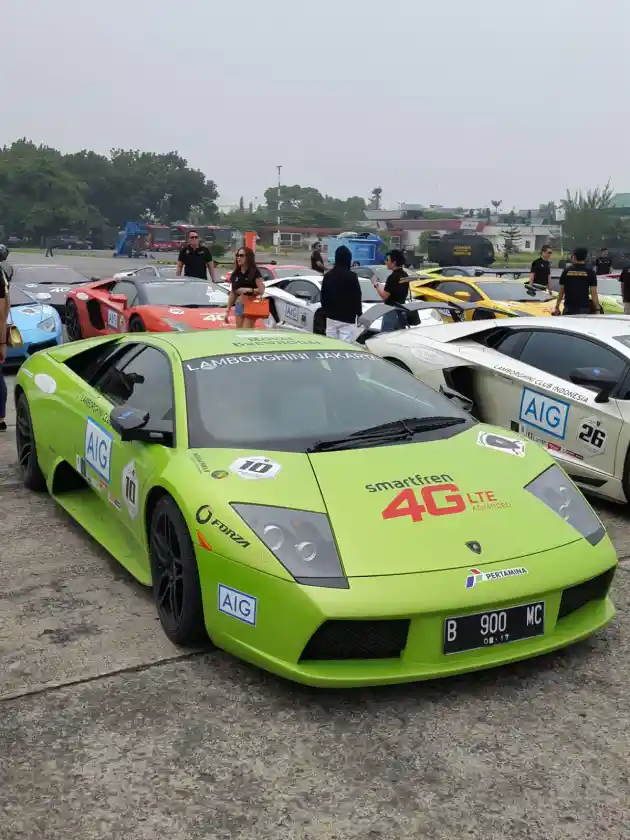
[[0, 369, 6, 419]]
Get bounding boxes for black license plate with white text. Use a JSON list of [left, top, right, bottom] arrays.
[[444, 601, 545, 655]]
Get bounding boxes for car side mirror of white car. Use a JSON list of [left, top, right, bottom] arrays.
[[569, 367, 617, 404]]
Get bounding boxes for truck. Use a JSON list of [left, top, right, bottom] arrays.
[[427, 232, 495, 267]]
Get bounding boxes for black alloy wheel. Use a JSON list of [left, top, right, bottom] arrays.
[[149, 495, 206, 646], [65, 299, 82, 341], [16, 395, 46, 491]]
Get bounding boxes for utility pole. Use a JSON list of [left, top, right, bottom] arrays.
[[276, 165, 282, 255]]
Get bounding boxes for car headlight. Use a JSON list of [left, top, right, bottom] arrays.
[[525, 465, 605, 545], [232, 504, 348, 588], [37, 316, 57, 332], [161, 318, 191, 332]]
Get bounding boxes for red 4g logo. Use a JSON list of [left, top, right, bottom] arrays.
[[382, 484, 466, 523]]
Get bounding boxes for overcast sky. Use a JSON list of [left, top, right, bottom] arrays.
[[4, 0, 629, 210]]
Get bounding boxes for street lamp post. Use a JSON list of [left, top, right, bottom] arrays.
[[276, 165, 282, 255]]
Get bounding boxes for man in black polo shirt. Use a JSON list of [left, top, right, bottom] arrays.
[[554, 246, 600, 316], [529, 245, 553, 291], [595, 247, 613, 276], [176, 230, 215, 281], [374, 249, 410, 306], [311, 242, 326, 274]]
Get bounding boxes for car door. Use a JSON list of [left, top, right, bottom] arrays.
[[89, 343, 176, 549], [281, 279, 320, 328], [107, 280, 140, 332], [474, 327, 626, 479]]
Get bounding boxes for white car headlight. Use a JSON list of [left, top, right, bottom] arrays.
[[525, 465, 605, 545], [37, 317, 57, 332], [232, 504, 348, 588]]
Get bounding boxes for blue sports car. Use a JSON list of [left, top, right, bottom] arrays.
[[6, 285, 63, 364]]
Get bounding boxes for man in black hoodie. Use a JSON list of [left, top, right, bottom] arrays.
[[320, 245, 362, 342]]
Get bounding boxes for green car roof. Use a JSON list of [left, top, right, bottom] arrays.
[[150, 329, 359, 361]]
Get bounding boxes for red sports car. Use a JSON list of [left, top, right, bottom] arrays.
[[65, 277, 265, 340]]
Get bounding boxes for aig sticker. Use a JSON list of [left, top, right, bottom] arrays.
[[218, 584, 257, 626], [85, 417, 112, 483], [519, 388, 569, 440], [230, 455, 281, 480]]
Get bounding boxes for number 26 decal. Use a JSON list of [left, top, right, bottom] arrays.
[[577, 418, 607, 454]]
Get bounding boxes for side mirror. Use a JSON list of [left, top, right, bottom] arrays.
[[439, 385, 474, 414], [569, 366, 617, 404], [110, 405, 172, 444], [108, 293, 128, 305], [454, 291, 471, 301]]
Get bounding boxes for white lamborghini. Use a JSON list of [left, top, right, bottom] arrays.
[[364, 314, 630, 504]]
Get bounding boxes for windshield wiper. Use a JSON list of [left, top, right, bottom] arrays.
[[306, 416, 466, 453]]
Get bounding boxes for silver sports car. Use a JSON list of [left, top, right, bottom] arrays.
[[365, 314, 630, 504]]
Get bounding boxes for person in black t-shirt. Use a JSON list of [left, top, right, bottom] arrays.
[[529, 245, 553, 290], [374, 249, 410, 306], [595, 247, 613, 276], [0, 264, 8, 431], [619, 264, 630, 314], [176, 230, 215, 281], [226, 246, 265, 328], [320, 246, 362, 342], [311, 242, 326, 274], [554, 247, 600, 315]]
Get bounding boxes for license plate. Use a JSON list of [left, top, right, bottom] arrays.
[[443, 601, 545, 655]]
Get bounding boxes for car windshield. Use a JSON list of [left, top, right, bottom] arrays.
[[12, 265, 87, 285], [9, 286, 35, 306], [359, 278, 381, 302], [184, 348, 474, 451], [144, 281, 228, 307], [598, 276, 622, 297], [272, 267, 320, 278], [476, 282, 553, 302]]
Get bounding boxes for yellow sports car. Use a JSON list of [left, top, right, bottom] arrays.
[[409, 275, 555, 318]]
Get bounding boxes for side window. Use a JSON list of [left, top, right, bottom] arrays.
[[95, 346, 175, 424], [489, 329, 531, 360], [111, 281, 139, 307], [258, 267, 272, 282], [436, 281, 483, 302], [519, 331, 627, 386], [286, 280, 318, 301], [65, 340, 127, 382]]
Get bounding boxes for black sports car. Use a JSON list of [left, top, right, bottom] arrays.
[[11, 264, 94, 321]]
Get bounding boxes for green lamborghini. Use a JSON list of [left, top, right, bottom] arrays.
[[15, 329, 617, 687]]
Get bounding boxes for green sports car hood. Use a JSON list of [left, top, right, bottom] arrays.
[[189, 424, 589, 578]]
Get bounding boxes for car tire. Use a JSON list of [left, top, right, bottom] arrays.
[[313, 308, 326, 335], [65, 299, 83, 341], [384, 357, 412, 373], [15, 394, 47, 492], [149, 495, 207, 647], [129, 315, 146, 332]]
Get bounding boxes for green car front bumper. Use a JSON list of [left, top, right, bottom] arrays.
[[195, 534, 617, 687]]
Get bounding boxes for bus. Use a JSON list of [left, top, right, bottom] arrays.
[[146, 224, 172, 251]]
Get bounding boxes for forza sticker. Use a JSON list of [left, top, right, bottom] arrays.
[[465, 567, 528, 589], [477, 431, 525, 457], [196, 506, 250, 546], [577, 416, 607, 455], [122, 460, 138, 519], [84, 417, 112, 483], [381, 485, 509, 522], [519, 388, 569, 440], [191, 452, 210, 474], [107, 308, 119, 329], [230, 456, 281, 480], [218, 584, 257, 626]]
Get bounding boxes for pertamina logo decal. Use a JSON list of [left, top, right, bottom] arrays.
[[465, 567, 528, 589]]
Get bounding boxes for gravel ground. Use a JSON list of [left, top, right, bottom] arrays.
[[2, 257, 630, 838]]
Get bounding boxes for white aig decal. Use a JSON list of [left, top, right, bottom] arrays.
[[107, 308, 119, 329], [285, 304, 299, 321], [85, 417, 113, 483], [122, 460, 138, 519], [230, 455, 281, 480], [577, 416, 607, 455]]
